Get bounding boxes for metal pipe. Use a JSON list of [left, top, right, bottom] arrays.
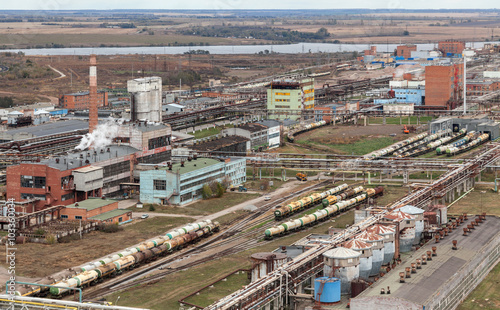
[[0, 294, 148, 309], [5, 281, 82, 303]]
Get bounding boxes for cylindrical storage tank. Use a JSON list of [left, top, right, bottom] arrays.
[[250, 253, 288, 282], [355, 231, 384, 277], [323, 247, 361, 295], [366, 224, 396, 265], [396, 205, 424, 245], [343, 239, 373, 280], [314, 277, 341, 304], [399, 227, 415, 253]]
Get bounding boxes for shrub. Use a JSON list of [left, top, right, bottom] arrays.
[[100, 223, 123, 233], [45, 234, 57, 245], [34, 228, 45, 236], [149, 205, 156, 211], [202, 183, 213, 199]]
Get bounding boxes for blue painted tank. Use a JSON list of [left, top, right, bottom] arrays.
[[314, 277, 341, 303]]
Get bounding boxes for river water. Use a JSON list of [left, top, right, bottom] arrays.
[[0, 41, 497, 56]]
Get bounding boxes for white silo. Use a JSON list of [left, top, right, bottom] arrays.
[[367, 224, 396, 265], [323, 247, 361, 295], [127, 76, 162, 122], [343, 239, 373, 281], [396, 205, 425, 245], [355, 231, 384, 277]]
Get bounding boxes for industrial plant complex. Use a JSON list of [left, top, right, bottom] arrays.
[[1, 9, 500, 310]]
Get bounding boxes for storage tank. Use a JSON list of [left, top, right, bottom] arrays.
[[366, 224, 396, 265], [314, 277, 341, 303], [384, 211, 416, 253], [355, 231, 384, 276], [250, 253, 288, 282], [343, 239, 373, 280], [396, 205, 424, 245], [323, 247, 361, 294]]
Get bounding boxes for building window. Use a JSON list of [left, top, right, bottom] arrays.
[[148, 135, 171, 150], [21, 193, 46, 200], [61, 193, 74, 201], [118, 217, 123, 222], [61, 215, 68, 219], [75, 216, 82, 220], [154, 179, 166, 190], [21, 175, 45, 188]]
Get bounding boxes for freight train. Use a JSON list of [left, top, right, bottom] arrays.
[[366, 132, 428, 159], [436, 131, 476, 155], [392, 129, 451, 157], [427, 129, 467, 149], [446, 133, 490, 156], [286, 120, 329, 143], [265, 187, 384, 239], [16, 220, 219, 297], [274, 184, 349, 220]]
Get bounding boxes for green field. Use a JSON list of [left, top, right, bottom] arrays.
[[458, 262, 500, 310], [296, 136, 398, 155]]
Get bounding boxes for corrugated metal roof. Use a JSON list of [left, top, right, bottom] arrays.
[[324, 247, 362, 259], [384, 211, 415, 221], [367, 224, 396, 235], [355, 231, 383, 241], [344, 239, 372, 250], [89, 208, 130, 221]]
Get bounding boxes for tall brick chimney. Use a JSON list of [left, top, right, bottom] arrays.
[[89, 54, 98, 133]]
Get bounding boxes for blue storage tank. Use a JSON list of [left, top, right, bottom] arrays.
[[314, 277, 341, 303]]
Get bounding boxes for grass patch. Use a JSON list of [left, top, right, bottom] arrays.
[[297, 136, 398, 155], [214, 210, 250, 226], [448, 185, 500, 216], [129, 193, 260, 216], [192, 127, 221, 139], [183, 271, 250, 308], [457, 262, 500, 310]]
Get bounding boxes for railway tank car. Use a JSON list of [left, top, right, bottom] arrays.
[[447, 133, 490, 156], [274, 184, 348, 220], [265, 187, 384, 239], [286, 120, 329, 143]]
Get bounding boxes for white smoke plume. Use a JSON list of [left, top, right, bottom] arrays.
[[75, 118, 124, 150]]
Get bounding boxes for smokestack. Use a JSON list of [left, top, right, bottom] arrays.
[[89, 54, 98, 133]]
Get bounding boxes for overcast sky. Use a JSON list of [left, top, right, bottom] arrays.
[[4, 0, 499, 10]]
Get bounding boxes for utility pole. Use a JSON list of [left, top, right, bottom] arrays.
[[463, 55, 467, 115]]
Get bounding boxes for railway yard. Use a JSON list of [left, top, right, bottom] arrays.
[[1, 10, 500, 310]]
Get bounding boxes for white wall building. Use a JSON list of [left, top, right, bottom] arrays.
[[127, 77, 162, 122]]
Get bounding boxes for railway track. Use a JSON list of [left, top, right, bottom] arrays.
[[82, 180, 332, 300]]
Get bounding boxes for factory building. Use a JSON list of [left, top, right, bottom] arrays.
[[127, 77, 162, 122], [267, 78, 314, 120], [60, 198, 131, 224], [425, 63, 463, 109], [139, 157, 246, 205], [6, 121, 172, 211], [430, 117, 500, 140], [396, 44, 417, 59], [223, 121, 281, 151], [374, 87, 425, 105], [438, 40, 466, 56], [60, 90, 108, 110]]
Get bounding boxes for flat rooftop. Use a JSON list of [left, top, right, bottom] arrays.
[[164, 157, 222, 174], [2, 119, 88, 138], [66, 198, 117, 211], [352, 216, 500, 307]]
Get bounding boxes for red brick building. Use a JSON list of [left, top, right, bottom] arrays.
[[438, 40, 466, 56], [60, 91, 108, 110], [60, 198, 131, 224], [396, 45, 417, 59], [425, 64, 463, 109], [466, 81, 500, 96]]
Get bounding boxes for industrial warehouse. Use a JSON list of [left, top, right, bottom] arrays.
[[0, 11, 500, 310]]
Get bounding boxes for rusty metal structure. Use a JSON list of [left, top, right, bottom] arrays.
[[205, 143, 500, 310]]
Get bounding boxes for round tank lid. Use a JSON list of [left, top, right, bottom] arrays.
[[251, 252, 287, 260], [396, 205, 425, 215], [323, 247, 361, 259], [315, 276, 340, 283], [355, 231, 383, 241], [344, 239, 372, 250], [367, 224, 396, 235]]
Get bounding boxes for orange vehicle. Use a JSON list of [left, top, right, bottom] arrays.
[[403, 125, 410, 134]]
